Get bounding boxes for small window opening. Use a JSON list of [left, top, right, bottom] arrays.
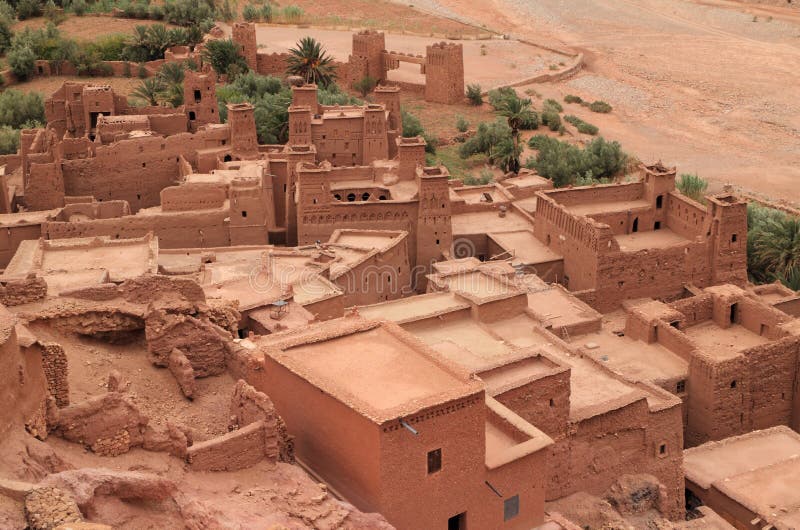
[[427, 448, 442, 474], [730, 380, 737, 389], [659, 443, 667, 455], [676, 380, 686, 393], [656, 194, 663, 208], [504, 495, 520, 521]]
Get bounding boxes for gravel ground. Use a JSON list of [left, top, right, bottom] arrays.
[[566, 75, 659, 114]]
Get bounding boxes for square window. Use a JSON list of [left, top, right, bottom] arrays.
[[504, 495, 519, 521], [731, 234, 737, 243], [676, 380, 686, 393], [427, 448, 441, 474]]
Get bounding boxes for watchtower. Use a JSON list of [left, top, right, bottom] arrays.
[[232, 22, 258, 71], [424, 42, 464, 104], [184, 69, 219, 131]]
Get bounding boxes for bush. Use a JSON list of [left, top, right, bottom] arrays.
[[201, 38, 249, 77], [466, 83, 482, 106], [487, 87, 516, 110], [260, 3, 272, 21], [280, 5, 304, 23], [90, 33, 129, 61], [148, 4, 164, 19], [402, 108, 436, 154], [459, 118, 512, 162], [67, 0, 87, 15], [564, 94, 583, 104], [243, 4, 259, 21], [588, 100, 613, 113], [0, 90, 45, 128], [541, 109, 561, 131], [138, 62, 148, 78], [0, 126, 19, 155], [353, 75, 377, 98], [527, 135, 626, 187], [16, 0, 42, 20], [163, 0, 215, 27], [455, 115, 469, 133], [676, 173, 708, 203], [543, 98, 563, 113], [0, 1, 15, 21], [8, 46, 36, 80], [564, 114, 598, 135], [0, 17, 12, 54]]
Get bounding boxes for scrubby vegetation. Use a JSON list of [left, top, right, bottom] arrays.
[[401, 108, 436, 154], [588, 100, 613, 113], [466, 83, 482, 106], [564, 94, 583, 104], [748, 204, 800, 289], [458, 118, 515, 171], [0, 89, 45, 154], [676, 173, 708, 203], [455, 115, 468, 133], [202, 38, 249, 78], [526, 135, 626, 187], [564, 114, 598, 135]]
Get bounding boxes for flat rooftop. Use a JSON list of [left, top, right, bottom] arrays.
[[614, 227, 691, 252], [684, 426, 800, 489], [684, 427, 800, 525], [683, 321, 769, 360], [452, 186, 510, 205], [577, 327, 689, 384], [512, 196, 538, 215], [267, 321, 481, 422], [489, 230, 563, 265], [526, 285, 602, 333], [478, 354, 559, 395], [485, 397, 553, 469], [328, 230, 404, 251], [403, 315, 516, 373], [566, 199, 650, 217], [451, 209, 533, 235], [358, 291, 469, 324], [2, 235, 158, 285], [439, 270, 521, 302]]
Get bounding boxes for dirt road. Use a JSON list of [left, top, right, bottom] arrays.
[[399, 0, 800, 202]]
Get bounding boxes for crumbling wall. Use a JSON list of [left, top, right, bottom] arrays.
[[0, 277, 47, 306], [671, 294, 714, 327], [40, 342, 69, 408], [145, 311, 230, 377], [186, 420, 270, 471], [229, 378, 293, 462]]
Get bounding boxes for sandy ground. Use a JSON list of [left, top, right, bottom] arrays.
[[397, 0, 800, 203], [11, 75, 142, 99]]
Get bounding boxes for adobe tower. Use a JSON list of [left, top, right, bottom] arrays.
[[424, 42, 464, 104]]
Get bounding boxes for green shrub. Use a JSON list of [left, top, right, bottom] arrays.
[[260, 3, 272, 21], [68, 0, 87, 15], [16, 0, 42, 20], [487, 86, 516, 110], [243, 4, 259, 21], [543, 98, 563, 113], [148, 4, 164, 19], [8, 46, 36, 80], [588, 100, 613, 113], [202, 38, 249, 77], [0, 126, 19, 155], [676, 173, 708, 203], [541, 109, 561, 131], [353, 75, 377, 98], [564, 94, 583, 104], [527, 135, 626, 187], [0, 90, 45, 128], [0, 1, 15, 21], [281, 5, 304, 23], [163, 0, 215, 27], [459, 118, 511, 161], [0, 17, 12, 54], [137, 62, 148, 78], [402, 108, 436, 154], [90, 33, 129, 61], [564, 114, 598, 135], [455, 115, 469, 133], [466, 83, 482, 106]]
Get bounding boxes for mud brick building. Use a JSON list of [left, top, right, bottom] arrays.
[[247, 317, 553, 530]]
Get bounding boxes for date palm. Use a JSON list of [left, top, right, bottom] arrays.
[[749, 211, 800, 287], [130, 77, 166, 106], [286, 37, 336, 87], [496, 94, 532, 174]]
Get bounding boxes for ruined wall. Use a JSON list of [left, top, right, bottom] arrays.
[[40, 342, 69, 408], [43, 208, 231, 249], [145, 311, 230, 377], [186, 420, 271, 471], [0, 277, 48, 306], [256, 52, 291, 76]]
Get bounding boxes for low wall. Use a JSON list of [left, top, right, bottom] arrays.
[[186, 420, 271, 471]]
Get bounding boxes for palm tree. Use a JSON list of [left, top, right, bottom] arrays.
[[130, 77, 166, 106], [156, 62, 185, 106], [494, 136, 522, 174], [496, 94, 532, 174], [201, 38, 249, 78], [286, 37, 336, 87], [749, 213, 800, 287]]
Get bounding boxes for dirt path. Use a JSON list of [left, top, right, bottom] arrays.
[[407, 0, 800, 203]]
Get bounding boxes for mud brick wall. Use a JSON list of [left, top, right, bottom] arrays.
[[0, 277, 47, 306], [26, 162, 64, 211], [41, 342, 69, 408], [666, 192, 709, 240], [491, 369, 570, 440], [642, 391, 685, 520], [671, 294, 714, 326], [256, 52, 291, 76], [686, 353, 747, 446], [745, 338, 798, 431], [186, 420, 269, 471], [229, 379, 280, 461]]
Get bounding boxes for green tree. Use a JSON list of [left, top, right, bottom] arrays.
[[748, 204, 800, 288], [286, 37, 336, 87], [495, 93, 534, 174], [201, 38, 249, 78], [466, 84, 482, 106], [459, 119, 513, 166], [353, 75, 377, 98], [8, 46, 35, 80], [0, 90, 45, 128], [130, 77, 166, 106], [156, 61, 186, 106], [0, 126, 19, 155]]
